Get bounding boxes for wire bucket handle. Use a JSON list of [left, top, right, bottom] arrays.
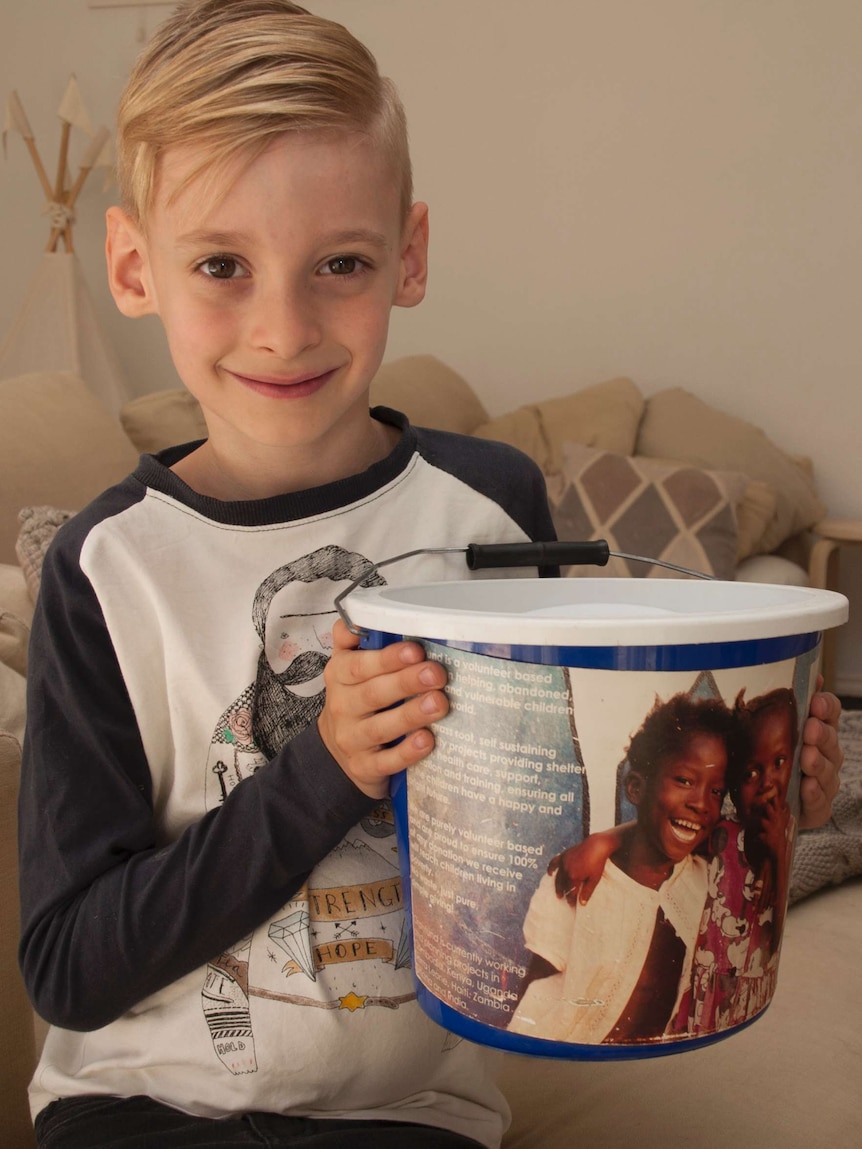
[[334, 539, 714, 635]]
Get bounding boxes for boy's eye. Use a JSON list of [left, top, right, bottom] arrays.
[[320, 256, 365, 276], [198, 256, 247, 280]]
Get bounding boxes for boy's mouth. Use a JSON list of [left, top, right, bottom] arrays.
[[669, 818, 704, 845], [228, 368, 338, 399]]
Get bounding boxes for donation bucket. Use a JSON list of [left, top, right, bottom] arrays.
[[347, 576, 848, 1060]]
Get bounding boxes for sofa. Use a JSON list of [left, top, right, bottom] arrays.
[[2, 359, 860, 1148]]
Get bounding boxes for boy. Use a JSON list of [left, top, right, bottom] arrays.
[[17, 3, 556, 1146], [508, 694, 736, 1045], [17, 0, 844, 1144]]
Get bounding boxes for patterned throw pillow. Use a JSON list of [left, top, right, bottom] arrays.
[[548, 443, 748, 580]]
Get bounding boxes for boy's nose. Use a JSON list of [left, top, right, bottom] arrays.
[[248, 282, 323, 358], [688, 784, 712, 812]]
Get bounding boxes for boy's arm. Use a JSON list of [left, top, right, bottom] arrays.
[[18, 549, 442, 1032], [547, 825, 629, 906]]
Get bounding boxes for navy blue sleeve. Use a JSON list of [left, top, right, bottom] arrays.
[[411, 424, 559, 571], [18, 529, 376, 1031]]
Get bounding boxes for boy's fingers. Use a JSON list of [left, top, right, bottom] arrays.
[[357, 689, 449, 752], [378, 725, 439, 771], [328, 636, 442, 688], [798, 774, 835, 829], [330, 617, 362, 652], [801, 713, 843, 777], [327, 709, 443, 789], [328, 659, 447, 723], [806, 689, 842, 730], [578, 875, 599, 906]]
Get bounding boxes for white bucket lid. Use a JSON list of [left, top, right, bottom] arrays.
[[347, 578, 849, 647]]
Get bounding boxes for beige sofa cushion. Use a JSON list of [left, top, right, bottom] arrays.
[[120, 387, 209, 453], [734, 479, 778, 561], [474, 377, 644, 473], [0, 372, 139, 566], [548, 443, 747, 580], [370, 355, 490, 434], [637, 389, 826, 554]]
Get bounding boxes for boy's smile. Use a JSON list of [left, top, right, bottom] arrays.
[[634, 733, 727, 869], [106, 131, 428, 499]]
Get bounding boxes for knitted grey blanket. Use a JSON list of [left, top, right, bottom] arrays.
[[789, 708, 862, 904]]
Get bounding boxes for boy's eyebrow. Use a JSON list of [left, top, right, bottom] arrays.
[[174, 228, 392, 250], [324, 228, 392, 250]]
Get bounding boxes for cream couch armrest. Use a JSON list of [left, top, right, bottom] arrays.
[[735, 554, 809, 586], [0, 564, 33, 628], [0, 731, 38, 1148]]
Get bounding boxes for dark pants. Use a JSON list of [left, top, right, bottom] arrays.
[[35, 1095, 487, 1149]]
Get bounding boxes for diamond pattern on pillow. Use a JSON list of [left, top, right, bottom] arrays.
[[550, 443, 748, 580]]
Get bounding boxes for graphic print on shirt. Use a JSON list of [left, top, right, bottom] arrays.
[[200, 545, 418, 1076]]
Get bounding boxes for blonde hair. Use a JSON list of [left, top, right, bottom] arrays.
[[116, 0, 412, 225]]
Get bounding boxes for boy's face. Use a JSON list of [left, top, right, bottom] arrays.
[[106, 131, 428, 489], [738, 709, 794, 821], [629, 733, 727, 865]]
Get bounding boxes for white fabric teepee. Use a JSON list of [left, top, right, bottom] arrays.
[[1, 78, 132, 415], [0, 252, 130, 416]]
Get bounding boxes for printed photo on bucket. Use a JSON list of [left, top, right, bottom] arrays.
[[397, 644, 818, 1057]]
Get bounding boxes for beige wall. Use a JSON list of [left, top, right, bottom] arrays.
[[2, 0, 861, 687]]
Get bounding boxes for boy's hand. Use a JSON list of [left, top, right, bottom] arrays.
[[799, 683, 843, 829], [548, 827, 623, 906], [318, 619, 449, 800]]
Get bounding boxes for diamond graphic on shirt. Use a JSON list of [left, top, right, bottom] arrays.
[[269, 909, 316, 981]]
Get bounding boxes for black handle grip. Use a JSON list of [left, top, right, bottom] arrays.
[[465, 540, 610, 571]]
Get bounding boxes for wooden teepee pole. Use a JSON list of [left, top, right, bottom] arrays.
[[53, 121, 73, 251], [6, 92, 54, 200], [45, 126, 110, 255], [6, 82, 111, 256]]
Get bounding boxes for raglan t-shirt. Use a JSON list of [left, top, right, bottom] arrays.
[[19, 408, 556, 1148]]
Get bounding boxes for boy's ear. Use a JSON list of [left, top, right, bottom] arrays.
[[394, 202, 429, 308], [105, 206, 159, 318]]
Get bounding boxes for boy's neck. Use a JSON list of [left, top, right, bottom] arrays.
[[612, 826, 675, 891], [169, 413, 400, 501]]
